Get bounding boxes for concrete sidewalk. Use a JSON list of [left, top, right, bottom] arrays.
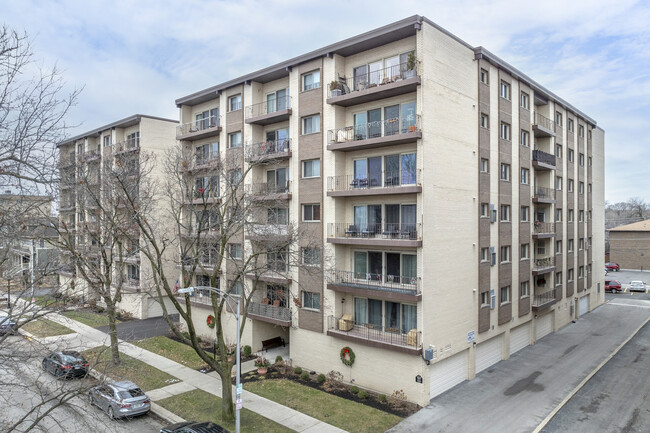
[[389, 300, 650, 433], [44, 312, 346, 433]]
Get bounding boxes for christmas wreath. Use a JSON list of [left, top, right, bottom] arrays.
[[340, 346, 355, 366], [206, 314, 216, 329]]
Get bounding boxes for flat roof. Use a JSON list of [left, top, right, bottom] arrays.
[[176, 15, 597, 126]]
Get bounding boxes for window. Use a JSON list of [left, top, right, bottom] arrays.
[[227, 168, 242, 185], [568, 179, 574, 192], [500, 205, 510, 222], [302, 159, 321, 178], [555, 240, 562, 254], [579, 182, 584, 195], [520, 92, 529, 109], [302, 291, 321, 310], [229, 243, 242, 260], [267, 207, 288, 225], [500, 245, 511, 263], [588, 156, 592, 166], [480, 68, 489, 84], [568, 239, 574, 252], [555, 112, 563, 127], [520, 281, 530, 297], [568, 149, 574, 162], [302, 70, 321, 91], [521, 206, 529, 222], [302, 114, 321, 134], [228, 279, 243, 296], [579, 125, 584, 137], [555, 144, 562, 158], [127, 264, 139, 281], [103, 135, 111, 147], [579, 238, 584, 250], [480, 291, 489, 306], [500, 81, 510, 99], [228, 131, 242, 148], [555, 272, 562, 286], [500, 122, 511, 140], [568, 268, 574, 282], [480, 113, 489, 128], [481, 203, 489, 218], [556, 176, 563, 190], [521, 168, 529, 184], [480, 158, 489, 173], [579, 210, 584, 222], [228, 94, 241, 112], [500, 286, 510, 304], [195, 142, 219, 165], [579, 153, 585, 166], [267, 250, 288, 273], [521, 243, 529, 260], [568, 118, 574, 132], [588, 183, 592, 193], [521, 130, 529, 147], [302, 247, 321, 266], [481, 247, 490, 262], [568, 210, 574, 222], [587, 263, 592, 274], [579, 266, 584, 278], [302, 204, 321, 221], [500, 163, 510, 181], [555, 208, 562, 222], [353, 297, 417, 334]]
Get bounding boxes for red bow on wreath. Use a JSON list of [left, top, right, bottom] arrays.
[[344, 349, 349, 355]]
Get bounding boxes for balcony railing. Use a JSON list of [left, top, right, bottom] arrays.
[[245, 139, 291, 162], [248, 181, 291, 196], [328, 222, 420, 241], [532, 288, 557, 310], [328, 269, 420, 295], [327, 170, 420, 193], [245, 96, 291, 119], [328, 61, 419, 98], [248, 301, 291, 323], [533, 256, 555, 272], [533, 186, 555, 201], [532, 149, 556, 168], [84, 149, 101, 161], [176, 115, 221, 138], [115, 137, 140, 153], [248, 223, 288, 239], [533, 221, 555, 234], [327, 315, 421, 349], [533, 112, 556, 137], [328, 115, 421, 144]]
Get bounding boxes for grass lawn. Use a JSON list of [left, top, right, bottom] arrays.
[[83, 346, 179, 391], [62, 310, 118, 328], [157, 389, 293, 433], [133, 336, 208, 370], [21, 319, 74, 338], [32, 295, 67, 308], [245, 379, 402, 433]]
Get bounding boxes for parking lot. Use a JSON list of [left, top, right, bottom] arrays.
[[605, 269, 650, 299]]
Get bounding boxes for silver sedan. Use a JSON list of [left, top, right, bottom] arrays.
[[89, 381, 151, 419]]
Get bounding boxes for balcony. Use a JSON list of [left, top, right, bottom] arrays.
[[327, 315, 421, 354], [58, 154, 76, 168], [247, 301, 291, 326], [59, 203, 76, 212], [532, 112, 556, 137], [327, 170, 421, 197], [245, 139, 291, 163], [533, 222, 556, 239], [327, 269, 421, 302], [532, 288, 557, 311], [176, 115, 221, 141], [327, 116, 421, 152], [326, 62, 421, 107], [328, 222, 421, 247], [532, 256, 556, 275], [533, 186, 556, 204], [245, 223, 289, 243], [532, 149, 556, 170], [182, 154, 221, 173], [84, 149, 101, 162], [123, 278, 140, 291], [248, 182, 291, 201], [114, 138, 140, 155], [245, 97, 292, 125], [187, 189, 220, 205]]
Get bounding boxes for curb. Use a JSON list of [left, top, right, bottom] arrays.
[[532, 315, 650, 432]]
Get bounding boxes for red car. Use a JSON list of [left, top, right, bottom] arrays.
[[605, 262, 620, 271], [605, 280, 622, 293]]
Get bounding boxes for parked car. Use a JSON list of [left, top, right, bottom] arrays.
[[605, 262, 620, 271], [42, 351, 88, 378], [629, 281, 646, 292], [0, 312, 17, 335], [89, 381, 150, 419], [605, 280, 622, 293], [160, 421, 231, 433], [604, 267, 609, 276]]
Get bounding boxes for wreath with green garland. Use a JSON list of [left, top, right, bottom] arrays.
[[206, 315, 216, 329], [340, 346, 355, 366]]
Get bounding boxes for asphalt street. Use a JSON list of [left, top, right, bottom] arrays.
[[96, 315, 178, 341]]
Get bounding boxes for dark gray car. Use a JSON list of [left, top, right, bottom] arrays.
[[89, 381, 150, 419], [0, 312, 16, 335]]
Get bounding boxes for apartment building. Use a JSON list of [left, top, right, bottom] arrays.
[[175, 15, 605, 406], [57, 114, 178, 319]]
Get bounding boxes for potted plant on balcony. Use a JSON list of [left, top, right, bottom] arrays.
[[255, 356, 270, 375], [404, 50, 417, 79], [330, 80, 343, 97]]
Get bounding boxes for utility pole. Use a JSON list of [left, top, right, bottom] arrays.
[[30, 239, 35, 303]]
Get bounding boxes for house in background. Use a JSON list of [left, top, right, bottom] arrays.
[[608, 220, 650, 271]]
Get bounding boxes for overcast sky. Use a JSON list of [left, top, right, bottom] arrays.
[[3, 0, 649, 203]]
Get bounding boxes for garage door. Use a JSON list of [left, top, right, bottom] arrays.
[[146, 297, 164, 318], [429, 350, 468, 399], [535, 313, 553, 341], [475, 335, 503, 374], [579, 295, 589, 317], [510, 323, 531, 355]]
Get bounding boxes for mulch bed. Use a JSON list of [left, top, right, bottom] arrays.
[[166, 332, 257, 369], [236, 364, 420, 418]]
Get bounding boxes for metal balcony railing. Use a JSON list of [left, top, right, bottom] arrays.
[[245, 96, 291, 119], [328, 222, 420, 241], [84, 149, 101, 160], [248, 301, 291, 322], [327, 315, 421, 348], [248, 223, 288, 239], [115, 137, 140, 153], [532, 288, 557, 307], [533, 186, 555, 201], [534, 112, 555, 131], [245, 139, 291, 161], [533, 222, 555, 234], [532, 149, 556, 167], [533, 256, 555, 270], [177, 115, 221, 137], [327, 61, 419, 98], [328, 115, 421, 143], [248, 181, 291, 196], [328, 269, 420, 294], [327, 170, 420, 192]]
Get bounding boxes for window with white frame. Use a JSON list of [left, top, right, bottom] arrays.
[[481, 291, 489, 306], [568, 209, 574, 222], [500, 205, 510, 222], [353, 297, 417, 333], [579, 182, 584, 195], [588, 156, 592, 166], [521, 168, 529, 184], [302, 291, 321, 310], [480, 68, 489, 84], [302, 70, 321, 91], [579, 125, 584, 137], [127, 264, 140, 281], [229, 94, 241, 112], [568, 179, 574, 192], [481, 247, 490, 262], [500, 245, 511, 263], [500, 81, 510, 99], [579, 153, 585, 166], [302, 247, 321, 266], [480, 158, 489, 173], [302, 159, 320, 178], [229, 243, 242, 259], [228, 279, 243, 296], [555, 272, 562, 286], [267, 207, 288, 225], [568, 118, 574, 132], [568, 268, 574, 282], [521, 206, 529, 222], [103, 135, 111, 147], [556, 176, 563, 190], [521, 130, 529, 147], [500, 163, 511, 181], [568, 239, 574, 252], [521, 243, 529, 260], [520, 92, 529, 109], [579, 210, 584, 222], [228, 131, 242, 148], [481, 203, 489, 218], [302, 114, 320, 134], [555, 111, 563, 126], [302, 203, 321, 221], [568, 149, 574, 162], [556, 144, 562, 158], [579, 238, 584, 250], [556, 208, 562, 222], [579, 266, 584, 278], [500, 286, 510, 304], [500, 122, 511, 140], [481, 113, 489, 128], [520, 281, 530, 297], [555, 240, 562, 254]]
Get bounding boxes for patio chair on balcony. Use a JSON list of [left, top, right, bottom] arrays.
[[350, 178, 368, 189], [339, 314, 353, 331], [345, 225, 360, 237]]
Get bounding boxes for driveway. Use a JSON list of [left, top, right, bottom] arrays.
[[96, 315, 178, 341], [390, 300, 650, 433]]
